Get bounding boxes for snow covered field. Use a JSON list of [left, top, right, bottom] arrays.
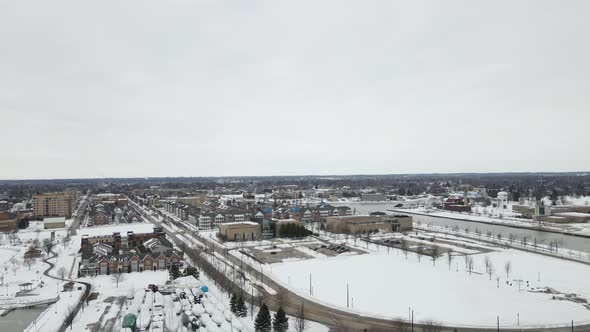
[[270, 236, 590, 328]]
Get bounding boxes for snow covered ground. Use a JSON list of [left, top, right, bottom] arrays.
[[270, 233, 590, 328]]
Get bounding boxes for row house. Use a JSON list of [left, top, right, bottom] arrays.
[[295, 205, 353, 223], [196, 210, 255, 230], [79, 238, 182, 276], [80, 228, 165, 252], [79, 249, 182, 276]]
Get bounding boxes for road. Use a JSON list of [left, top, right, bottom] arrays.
[[129, 199, 590, 332]]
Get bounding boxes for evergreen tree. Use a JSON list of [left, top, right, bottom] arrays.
[[169, 265, 180, 280], [273, 307, 289, 332], [237, 295, 248, 317], [230, 293, 238, 314], [255, 303, 272, 332]]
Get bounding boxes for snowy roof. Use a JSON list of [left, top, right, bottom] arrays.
[[220, 221, 259, 226], [553, 212, 590, 217], [81, 223, 155, 237], [43, 217, 66, 224]]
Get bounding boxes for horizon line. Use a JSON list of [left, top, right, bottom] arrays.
[[1, 170, 589, 182]]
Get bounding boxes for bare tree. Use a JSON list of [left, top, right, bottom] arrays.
[[32, 238, 40, 249], [447, 250, 453, 271], [63, 232, 71, 248], [110, 272, 126, 287], [8, 232, 19, 244], [508, 234, 516, 244], [400, 239, 408, 260], [467, 257, 475, 275], [57, 266, 68, 281], [24, 257, 36, 270], [463, 254, 469, 269], [496, 233, 502, 242], [293, 301, 308, 332], [393, 318, 410, 332], [42, 239, 55, 255], [63, 303, 77, 330], [416, 246, 423, 262], [484, 256, 491, 273], [431, 246, 440, 266], [422, 320, 443, 332], [487, 264, 494, 280], [504, 261, 512, 279]]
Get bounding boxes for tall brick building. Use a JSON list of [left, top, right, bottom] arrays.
[[33, 192, 78, 218]]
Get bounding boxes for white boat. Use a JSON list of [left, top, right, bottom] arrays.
[[134, 289, 146, 307], [203, 303, 215, 315], [137, 307, 151, 331], [211, 311, 224, 327], [148, 320, 164, 332], [174, 301, 182, 315], [181, 299, 191, 311], [154, 292, 165, 309], [152, 310, 165, 322], [144, 291, 154, 307], [231, 318, 243, 331], [191, 304, 204, 317], [166, 306, 180, 331], [220, 321, 232, 332], [200, 314, 211, 327], [215, 303, 225, 312]]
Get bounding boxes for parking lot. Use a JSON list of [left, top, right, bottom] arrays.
[[306, 242, 364, 257], [249, 245, 312, 264]]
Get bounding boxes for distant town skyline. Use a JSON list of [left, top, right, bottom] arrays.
[[1, 0, 589, 179]]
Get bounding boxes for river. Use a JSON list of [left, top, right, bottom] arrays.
[[0, 306, 47, 332], [333, 202, 590, 254]]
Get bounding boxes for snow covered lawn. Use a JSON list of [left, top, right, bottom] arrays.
[[270, 239, 590, 328]]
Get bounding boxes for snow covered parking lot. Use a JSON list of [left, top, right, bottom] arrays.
[[270, 236, 590, 328]]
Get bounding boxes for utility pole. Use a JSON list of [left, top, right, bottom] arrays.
[[411, 310, 414, 332], [346, 283, 349, 308], [251, 284, 254, 319], [497, 316, 500, 332], [309, 274, 312, 296]]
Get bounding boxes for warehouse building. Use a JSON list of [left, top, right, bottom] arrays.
[[326, 215, 413, 234]]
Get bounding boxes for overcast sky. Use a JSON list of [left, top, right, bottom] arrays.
[[1, 1, 589, 179]]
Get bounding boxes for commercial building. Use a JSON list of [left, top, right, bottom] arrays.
[[0, 213, 17, 231], [442, 197, 471, 212], [218, 222, 261, 241], [513, 204, 590, 223], [43, 217, 66, 229], [33, 192, 77, 218], [361, 193, 386, 202], [326, 215, 413, 234]]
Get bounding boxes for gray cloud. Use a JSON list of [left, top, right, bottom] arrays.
[[1, 0, 589, 179]]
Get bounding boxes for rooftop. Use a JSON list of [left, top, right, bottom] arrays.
[[43, 217, 66, 223]]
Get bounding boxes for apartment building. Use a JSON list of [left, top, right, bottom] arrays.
[[33, 192, 77, 218]]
